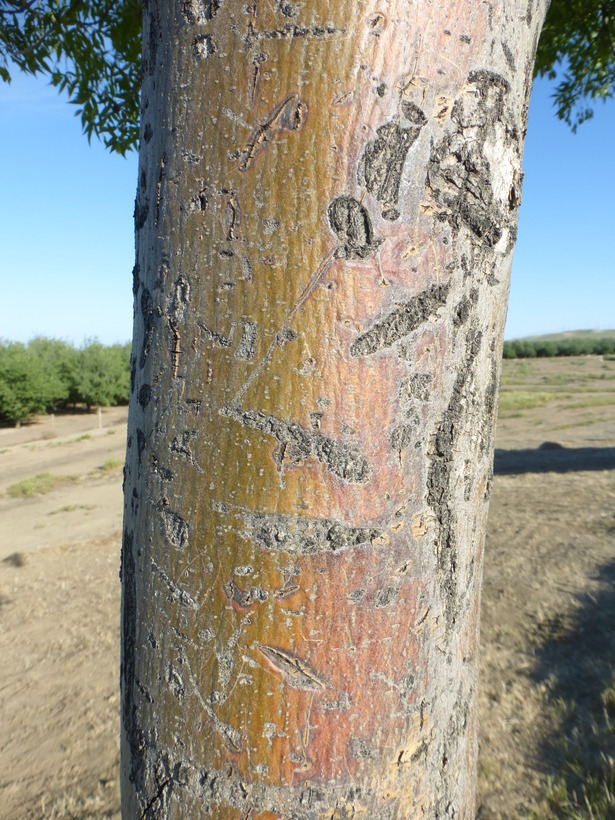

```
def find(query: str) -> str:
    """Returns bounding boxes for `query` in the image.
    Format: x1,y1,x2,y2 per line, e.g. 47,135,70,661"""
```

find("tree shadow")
494,445,615,475
530,557,615,807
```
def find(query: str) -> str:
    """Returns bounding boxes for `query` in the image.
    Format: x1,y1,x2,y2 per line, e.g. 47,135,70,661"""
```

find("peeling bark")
122,1,550,816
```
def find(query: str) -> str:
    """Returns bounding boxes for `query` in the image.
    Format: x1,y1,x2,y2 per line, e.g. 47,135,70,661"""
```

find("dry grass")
478,355,615,818
6,473,78,498
99,458,124,472
498,390,559,412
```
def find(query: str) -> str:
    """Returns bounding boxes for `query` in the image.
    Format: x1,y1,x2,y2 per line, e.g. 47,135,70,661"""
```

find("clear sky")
0,69,613,346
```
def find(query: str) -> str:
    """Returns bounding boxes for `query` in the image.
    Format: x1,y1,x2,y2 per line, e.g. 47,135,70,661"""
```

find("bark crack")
256,643,327,690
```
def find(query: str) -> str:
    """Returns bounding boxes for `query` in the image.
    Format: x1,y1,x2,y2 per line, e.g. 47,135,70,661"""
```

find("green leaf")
535,0,615,129
0,0,142,154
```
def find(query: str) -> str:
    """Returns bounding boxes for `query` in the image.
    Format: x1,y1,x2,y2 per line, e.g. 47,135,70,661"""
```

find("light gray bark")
121,1,549,816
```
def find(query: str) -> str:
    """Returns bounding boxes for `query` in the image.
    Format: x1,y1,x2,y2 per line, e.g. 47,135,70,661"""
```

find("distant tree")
558,337,589,356
70,339,131,409
0,340,61,424
27,336,74,402
511,340,537,358
590,337,615,355
107,342,132,404
535,340,558,357
0,337,132,421
503,335,615,358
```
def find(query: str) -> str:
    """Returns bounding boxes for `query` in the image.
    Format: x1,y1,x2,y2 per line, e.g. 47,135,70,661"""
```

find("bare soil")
0,407,127,819
0,357,613,818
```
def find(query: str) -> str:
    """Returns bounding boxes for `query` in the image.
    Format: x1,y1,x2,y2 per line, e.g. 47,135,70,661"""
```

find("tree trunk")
121,1,548,816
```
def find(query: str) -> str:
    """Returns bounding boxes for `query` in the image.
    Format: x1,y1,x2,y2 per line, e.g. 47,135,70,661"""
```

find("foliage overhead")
0,0,141,154
535,0,615,130
0,1,613,151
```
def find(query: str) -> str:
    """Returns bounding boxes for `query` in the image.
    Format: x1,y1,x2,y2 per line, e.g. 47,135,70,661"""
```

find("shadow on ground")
494,445,615,475
530,557,615,806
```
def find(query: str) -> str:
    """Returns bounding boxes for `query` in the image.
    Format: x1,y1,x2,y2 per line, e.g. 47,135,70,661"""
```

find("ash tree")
2,0,614,815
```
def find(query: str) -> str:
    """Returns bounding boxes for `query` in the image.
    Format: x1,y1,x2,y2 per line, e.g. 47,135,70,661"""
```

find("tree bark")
121,1,548,816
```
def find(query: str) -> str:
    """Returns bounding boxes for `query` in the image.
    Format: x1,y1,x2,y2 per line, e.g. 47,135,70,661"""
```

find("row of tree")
503,336,615,359
0,337,131,425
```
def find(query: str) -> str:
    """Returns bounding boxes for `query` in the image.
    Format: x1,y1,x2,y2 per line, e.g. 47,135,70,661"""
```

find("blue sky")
0,70,613,345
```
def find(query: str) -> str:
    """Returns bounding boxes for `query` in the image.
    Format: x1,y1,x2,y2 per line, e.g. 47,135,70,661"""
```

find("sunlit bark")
121,1,549,815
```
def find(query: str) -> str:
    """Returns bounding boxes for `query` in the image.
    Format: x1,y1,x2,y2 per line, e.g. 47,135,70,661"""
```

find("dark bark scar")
239,93,308,172
288,196,381,317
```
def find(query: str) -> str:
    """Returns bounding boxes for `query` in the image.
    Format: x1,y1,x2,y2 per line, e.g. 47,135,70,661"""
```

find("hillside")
509,329,615,343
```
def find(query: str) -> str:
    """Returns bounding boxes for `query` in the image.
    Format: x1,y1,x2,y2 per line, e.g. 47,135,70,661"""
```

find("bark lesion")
426,329,482,628
181,0,220,25
426,69,518,253
238,93,308,172
221,405,371,483
253,23,345,40
238,507,383,555
287,195,381,319
223,577,268,609
358,117,426,221
349,282,450,357
158,503,190,550
151,561,199,610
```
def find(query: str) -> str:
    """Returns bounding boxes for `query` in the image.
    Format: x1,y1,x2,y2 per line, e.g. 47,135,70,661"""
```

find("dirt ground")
0,357,614,818
0,407,127,819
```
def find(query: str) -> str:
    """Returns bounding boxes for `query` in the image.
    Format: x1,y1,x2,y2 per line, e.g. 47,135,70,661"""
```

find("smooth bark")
121,1,549,815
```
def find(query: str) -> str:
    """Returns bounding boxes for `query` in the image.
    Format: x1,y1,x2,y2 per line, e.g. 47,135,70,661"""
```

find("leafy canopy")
0,0,141,154
1,0,614,152
535,0,615,130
